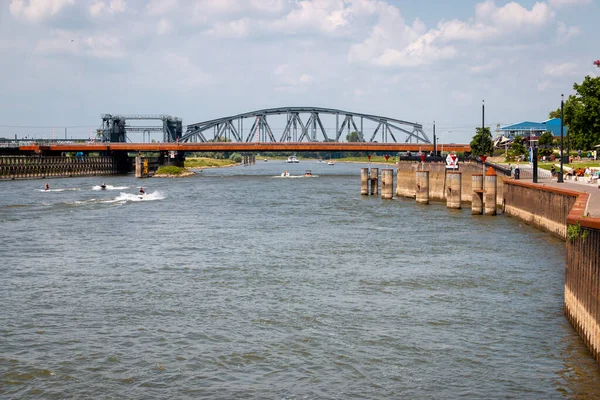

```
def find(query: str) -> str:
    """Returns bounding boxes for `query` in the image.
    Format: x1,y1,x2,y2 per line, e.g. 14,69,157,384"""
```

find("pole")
433,121,436,156
558,94,564,183
482,100,485,176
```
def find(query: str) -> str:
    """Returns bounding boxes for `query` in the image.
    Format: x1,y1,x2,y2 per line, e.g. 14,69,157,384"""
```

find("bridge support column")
381,169,393,199
252,155,256,164
471,174,483,215
370,168,379,196
484,168,497,216
416,171,429,204
361,168,369,195
446,172,462,209
135,156,149,178
160,150,185,167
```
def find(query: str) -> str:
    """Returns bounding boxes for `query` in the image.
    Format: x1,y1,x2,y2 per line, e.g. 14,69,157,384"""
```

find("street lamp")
558,94,564,183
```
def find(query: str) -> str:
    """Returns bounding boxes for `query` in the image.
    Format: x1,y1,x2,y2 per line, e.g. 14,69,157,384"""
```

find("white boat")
286,155,299,163
281,171,290,177
327,161,335,165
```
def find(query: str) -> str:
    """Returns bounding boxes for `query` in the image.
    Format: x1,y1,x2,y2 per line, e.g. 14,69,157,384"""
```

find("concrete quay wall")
503,180,600,366
396,162,505,204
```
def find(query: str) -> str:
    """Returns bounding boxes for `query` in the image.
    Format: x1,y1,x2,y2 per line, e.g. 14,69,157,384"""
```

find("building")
498,118,567,139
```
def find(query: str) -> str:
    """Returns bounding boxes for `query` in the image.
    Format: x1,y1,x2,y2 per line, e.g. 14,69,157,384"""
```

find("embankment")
503,180,600,365
396,162,506,204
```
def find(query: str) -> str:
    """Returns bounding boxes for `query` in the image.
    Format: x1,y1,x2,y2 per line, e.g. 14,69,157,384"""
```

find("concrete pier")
415,171,429,204
381,169,393,199
135,156,149,178
446,172,462,209
484,168,497,216
361,168,369,195
370,168,379,196
471,174,483,215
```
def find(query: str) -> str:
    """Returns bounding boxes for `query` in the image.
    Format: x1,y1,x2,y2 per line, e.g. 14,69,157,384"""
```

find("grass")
185,158,238,168
335,156,397,163
155,166,185,175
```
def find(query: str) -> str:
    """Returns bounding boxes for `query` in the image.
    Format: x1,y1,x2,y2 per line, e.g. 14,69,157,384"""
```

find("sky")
0,0,598,143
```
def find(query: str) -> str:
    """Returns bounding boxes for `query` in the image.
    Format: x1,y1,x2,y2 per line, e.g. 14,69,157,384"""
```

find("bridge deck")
19,142,471,153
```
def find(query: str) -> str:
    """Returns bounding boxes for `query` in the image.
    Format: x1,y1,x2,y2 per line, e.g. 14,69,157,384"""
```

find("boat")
281,170,290,177
264,158,268,162
286,155,299,163
304,170,312,177
327,161,335,165
100,183,106,190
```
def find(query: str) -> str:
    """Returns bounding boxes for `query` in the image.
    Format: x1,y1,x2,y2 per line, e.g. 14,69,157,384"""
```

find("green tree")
346,131,364,142
538,131,554,156
470,127,493,156
511,135,526,158
553,75,600,150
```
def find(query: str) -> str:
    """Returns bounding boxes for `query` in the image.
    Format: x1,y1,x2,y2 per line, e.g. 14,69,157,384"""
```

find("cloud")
549,0,591,8
10,0,75,22
146,0,178,16
349,0,555,68
543,62,579,77
89,0,126,18
35,29,126,59
556,22,581,44
156,18,173,35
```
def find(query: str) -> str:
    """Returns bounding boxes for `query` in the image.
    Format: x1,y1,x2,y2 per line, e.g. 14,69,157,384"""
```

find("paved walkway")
519,177,600,217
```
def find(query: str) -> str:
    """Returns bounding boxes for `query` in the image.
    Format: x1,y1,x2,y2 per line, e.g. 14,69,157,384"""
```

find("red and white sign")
446,153,458,169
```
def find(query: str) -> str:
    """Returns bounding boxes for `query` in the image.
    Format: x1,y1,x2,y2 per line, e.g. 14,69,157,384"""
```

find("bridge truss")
183,107,430,144
98,114,182,143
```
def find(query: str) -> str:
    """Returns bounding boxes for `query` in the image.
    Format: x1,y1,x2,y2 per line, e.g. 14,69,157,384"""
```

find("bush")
229,153,243,163
155,166,184,175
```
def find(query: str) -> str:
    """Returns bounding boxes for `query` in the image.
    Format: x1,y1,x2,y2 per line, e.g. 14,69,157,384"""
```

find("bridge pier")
159,150,185,168
135,156,149,178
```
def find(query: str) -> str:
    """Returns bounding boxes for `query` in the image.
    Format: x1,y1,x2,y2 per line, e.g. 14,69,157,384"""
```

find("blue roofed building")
498,118,567,139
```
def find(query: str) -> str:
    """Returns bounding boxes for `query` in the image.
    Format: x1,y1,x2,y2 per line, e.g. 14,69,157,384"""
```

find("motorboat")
286,155,299,163
304,170,312,177
327,161,335,165
281,171,291,177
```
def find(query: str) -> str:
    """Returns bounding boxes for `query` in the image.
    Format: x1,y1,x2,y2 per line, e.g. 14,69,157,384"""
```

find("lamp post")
558,94,564,183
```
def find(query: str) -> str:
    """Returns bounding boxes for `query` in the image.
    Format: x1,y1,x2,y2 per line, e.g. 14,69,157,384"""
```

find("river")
1,160,599,399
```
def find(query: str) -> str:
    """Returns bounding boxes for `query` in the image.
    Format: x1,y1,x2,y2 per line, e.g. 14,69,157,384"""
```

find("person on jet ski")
139,187,145,195
100,182,106,190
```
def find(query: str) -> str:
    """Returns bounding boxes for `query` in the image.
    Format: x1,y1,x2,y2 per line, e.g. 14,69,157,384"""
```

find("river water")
1,160,600,399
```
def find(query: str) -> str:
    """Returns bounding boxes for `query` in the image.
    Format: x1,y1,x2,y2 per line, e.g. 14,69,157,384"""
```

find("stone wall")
503,180,600,365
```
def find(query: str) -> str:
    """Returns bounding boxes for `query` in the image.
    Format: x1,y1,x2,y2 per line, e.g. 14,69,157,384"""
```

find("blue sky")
0,0,598,143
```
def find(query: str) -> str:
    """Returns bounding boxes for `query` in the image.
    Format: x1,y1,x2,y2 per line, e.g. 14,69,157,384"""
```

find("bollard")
484,167,497,216
471,174,483,215
361,168,369,195
370,168,379,196
446,171,462,209
381,169,393,199
415,170,429,204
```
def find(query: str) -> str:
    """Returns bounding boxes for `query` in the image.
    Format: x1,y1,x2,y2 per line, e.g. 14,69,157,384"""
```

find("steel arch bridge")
182,107,430,144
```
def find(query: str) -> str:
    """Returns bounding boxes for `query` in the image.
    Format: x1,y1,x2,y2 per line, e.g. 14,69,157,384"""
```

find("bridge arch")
183,107,430,144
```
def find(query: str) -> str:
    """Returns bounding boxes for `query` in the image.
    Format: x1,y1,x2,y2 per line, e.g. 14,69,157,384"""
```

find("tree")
470,127,493,157
346,131,364,142
538,131,554,156
550,75,600,150
511,135,526,159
